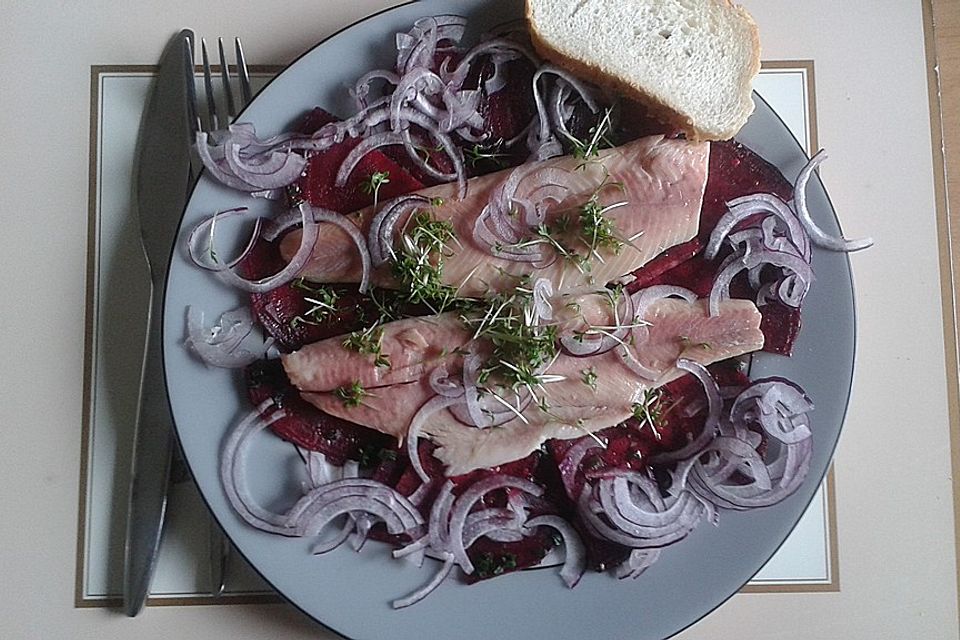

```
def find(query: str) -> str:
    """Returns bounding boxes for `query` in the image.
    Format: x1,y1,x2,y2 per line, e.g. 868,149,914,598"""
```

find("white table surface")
1,1,957,638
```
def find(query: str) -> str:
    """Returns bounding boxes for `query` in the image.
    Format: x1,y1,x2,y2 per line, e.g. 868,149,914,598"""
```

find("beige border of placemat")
925,0,960,627
76,61,841,608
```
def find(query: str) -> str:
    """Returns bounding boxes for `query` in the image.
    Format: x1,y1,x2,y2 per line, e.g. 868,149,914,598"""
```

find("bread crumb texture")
527,0,761,140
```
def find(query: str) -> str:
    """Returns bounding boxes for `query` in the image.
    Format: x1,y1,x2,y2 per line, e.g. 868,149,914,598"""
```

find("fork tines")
184,35,252,138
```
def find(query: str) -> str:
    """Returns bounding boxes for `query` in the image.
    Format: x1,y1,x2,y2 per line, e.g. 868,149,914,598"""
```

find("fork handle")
123,283,176,616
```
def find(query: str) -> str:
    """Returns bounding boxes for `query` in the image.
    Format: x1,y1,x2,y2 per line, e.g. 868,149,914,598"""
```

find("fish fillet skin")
280,135,708,296
295,298,763,475
281,314,469,393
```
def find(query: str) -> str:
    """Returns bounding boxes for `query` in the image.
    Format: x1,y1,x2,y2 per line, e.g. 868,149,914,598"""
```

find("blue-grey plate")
164,1,855,638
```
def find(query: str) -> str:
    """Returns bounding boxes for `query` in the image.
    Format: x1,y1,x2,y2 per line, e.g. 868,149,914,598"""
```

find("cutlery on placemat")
123,28,195,617
186,34,255,598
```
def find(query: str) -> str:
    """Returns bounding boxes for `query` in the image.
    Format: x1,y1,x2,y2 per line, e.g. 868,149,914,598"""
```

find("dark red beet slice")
700,139,794,243
575,520,632,573
245,359,391,465
296,107,340,135
290,107,425,212
475,60,536,161
464,529,556,583
758,301,802,356
298,138,425,213
237,238,381,352
626,239,703,294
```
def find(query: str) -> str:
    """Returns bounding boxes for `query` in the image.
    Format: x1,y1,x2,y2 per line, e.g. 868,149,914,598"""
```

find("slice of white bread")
526,0,761,141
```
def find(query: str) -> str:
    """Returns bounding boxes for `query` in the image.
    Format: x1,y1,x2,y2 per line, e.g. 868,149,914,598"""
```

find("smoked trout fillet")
283,296,763,475
281,135,709,296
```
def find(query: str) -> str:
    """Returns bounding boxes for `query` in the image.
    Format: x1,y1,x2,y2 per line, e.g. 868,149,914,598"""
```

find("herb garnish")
461,280,564,407
580,367,598,391
360,170,391,211
342,324,390,368
474,551,518,578
289,279,340,328
503,169,631,271
392,210,459,313
579,176,629,260
334,380,369,408
357,444,397,468
632,388,666,439
464,139,509,169
562,107,616,165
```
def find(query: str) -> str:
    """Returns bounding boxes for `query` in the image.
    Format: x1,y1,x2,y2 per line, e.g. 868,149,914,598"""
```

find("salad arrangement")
183,14,870,608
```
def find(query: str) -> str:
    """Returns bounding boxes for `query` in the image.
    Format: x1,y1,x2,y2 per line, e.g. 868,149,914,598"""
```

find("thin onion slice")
794,150,874,252
392,554,455,609
220,401,297,535
650,359,721,464
524,515,586,588
447,475,543,574
184,305,271,368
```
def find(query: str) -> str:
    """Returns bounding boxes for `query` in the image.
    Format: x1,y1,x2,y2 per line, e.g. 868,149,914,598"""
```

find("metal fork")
183,35,253,597
186,36,252,139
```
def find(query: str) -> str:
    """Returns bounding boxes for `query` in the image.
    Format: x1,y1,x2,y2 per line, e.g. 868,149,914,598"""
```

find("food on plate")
280,135,709,297
285,295,763,475
184,8,871,609
527,0,761,141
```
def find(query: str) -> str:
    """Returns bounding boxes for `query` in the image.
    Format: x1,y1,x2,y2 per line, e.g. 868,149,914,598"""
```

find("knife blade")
123,28,194,617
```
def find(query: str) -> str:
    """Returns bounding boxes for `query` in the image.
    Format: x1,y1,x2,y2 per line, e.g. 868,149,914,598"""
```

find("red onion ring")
335,131,407,189
220,401,296,535
392,554,455,609
794,150,873,252
615,549,661,580
407,395,464,482
649,359,721,464
368,195,432,266
187,207,261,272
447,475,543,574
558,437,605,499
524,515,586,588
579,481,703,549
707,193,810,262
184,306,271,368
730,379,814,445
560,288,635,357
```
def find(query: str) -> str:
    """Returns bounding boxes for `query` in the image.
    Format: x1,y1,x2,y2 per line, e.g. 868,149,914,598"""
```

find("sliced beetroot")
476,60,536,158
700,140,794,243
574,519,631,572
449,451,541,490
626,239,703,294
298,137,425,212
296,107,340,135
289,107,426,212
245,359,391,465
237,238,379,352
463,529,556,583
758,301,802,356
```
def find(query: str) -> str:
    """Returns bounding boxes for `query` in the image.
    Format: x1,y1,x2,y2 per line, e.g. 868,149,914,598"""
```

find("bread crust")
525,0,761,142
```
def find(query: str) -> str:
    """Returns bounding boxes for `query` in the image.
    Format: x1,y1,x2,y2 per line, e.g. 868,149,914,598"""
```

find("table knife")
123,28,194,617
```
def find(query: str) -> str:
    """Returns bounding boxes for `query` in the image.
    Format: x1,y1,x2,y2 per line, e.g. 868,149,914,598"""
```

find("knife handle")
123,283,176,616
